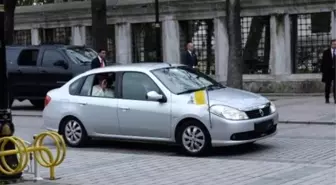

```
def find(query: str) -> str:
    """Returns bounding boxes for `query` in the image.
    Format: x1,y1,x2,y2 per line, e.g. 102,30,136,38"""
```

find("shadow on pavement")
71,139,271,157
209,143,273,157
85,139,178,154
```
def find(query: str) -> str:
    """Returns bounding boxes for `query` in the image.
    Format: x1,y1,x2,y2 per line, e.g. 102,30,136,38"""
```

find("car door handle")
16,69,22,73
40,70,47,73
78,102,87,106
119,107,130,111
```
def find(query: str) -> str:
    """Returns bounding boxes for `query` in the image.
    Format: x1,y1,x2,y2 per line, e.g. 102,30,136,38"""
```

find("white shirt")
332,48,336,56
188,50,192,56
92,85,114,97
98,56,105,67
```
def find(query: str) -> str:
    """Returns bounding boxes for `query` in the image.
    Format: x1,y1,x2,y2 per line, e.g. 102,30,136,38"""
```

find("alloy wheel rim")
64,120,82,145
182,126,205,153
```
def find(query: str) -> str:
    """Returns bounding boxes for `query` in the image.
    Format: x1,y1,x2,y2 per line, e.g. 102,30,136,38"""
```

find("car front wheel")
60,117,88,147
177,121,211,156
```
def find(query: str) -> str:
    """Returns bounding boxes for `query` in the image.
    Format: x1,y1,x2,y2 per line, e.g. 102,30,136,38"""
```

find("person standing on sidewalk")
321,39,336,104
181,42,198,69
91,49,107,69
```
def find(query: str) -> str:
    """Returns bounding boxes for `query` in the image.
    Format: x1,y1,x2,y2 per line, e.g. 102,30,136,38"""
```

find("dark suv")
7,44,97,108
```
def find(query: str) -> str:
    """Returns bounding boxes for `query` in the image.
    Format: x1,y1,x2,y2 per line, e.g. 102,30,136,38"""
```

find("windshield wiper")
177,87,206,95
177,84,225,95
206,84,224,90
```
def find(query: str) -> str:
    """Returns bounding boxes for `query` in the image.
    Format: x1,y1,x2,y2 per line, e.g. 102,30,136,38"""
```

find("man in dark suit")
181,42,198,68
321,39,336,103
91,49,107,69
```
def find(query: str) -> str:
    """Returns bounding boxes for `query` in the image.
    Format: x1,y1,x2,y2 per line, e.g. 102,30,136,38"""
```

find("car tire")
30,100,44,109
60,117,88,147
177,120,211,156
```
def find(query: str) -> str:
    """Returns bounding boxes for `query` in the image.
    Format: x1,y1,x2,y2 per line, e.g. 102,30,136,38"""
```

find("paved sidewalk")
270,96,336,124
11,100,42,117
11,124,336,185
6,116,336,185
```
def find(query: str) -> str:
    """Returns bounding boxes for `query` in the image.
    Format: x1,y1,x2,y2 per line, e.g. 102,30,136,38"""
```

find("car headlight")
210,105,248,120
270,102,276,113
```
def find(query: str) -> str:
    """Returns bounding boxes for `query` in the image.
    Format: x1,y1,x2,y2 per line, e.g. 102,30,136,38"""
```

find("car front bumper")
210,112,278,147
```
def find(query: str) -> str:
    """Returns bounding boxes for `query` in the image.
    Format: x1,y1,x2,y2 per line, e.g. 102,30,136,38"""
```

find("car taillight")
44,95,51,107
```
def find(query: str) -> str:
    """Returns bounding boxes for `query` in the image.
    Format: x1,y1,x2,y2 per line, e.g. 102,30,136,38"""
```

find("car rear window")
69,77,86,95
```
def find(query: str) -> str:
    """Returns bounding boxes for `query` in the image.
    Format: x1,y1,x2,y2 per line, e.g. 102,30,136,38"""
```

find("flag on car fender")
193,90,208,105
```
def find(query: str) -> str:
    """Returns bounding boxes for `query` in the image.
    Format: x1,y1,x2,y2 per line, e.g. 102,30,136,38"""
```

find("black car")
7,44,97,108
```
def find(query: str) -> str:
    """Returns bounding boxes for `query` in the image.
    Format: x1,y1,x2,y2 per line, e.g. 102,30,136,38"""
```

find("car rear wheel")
177,121,211,156
60,117,88,147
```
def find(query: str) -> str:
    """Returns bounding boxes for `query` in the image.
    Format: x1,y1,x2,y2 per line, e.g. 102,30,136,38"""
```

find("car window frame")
120,71,166,102
72,72,119,99
41,49,68,68
68,76,86,95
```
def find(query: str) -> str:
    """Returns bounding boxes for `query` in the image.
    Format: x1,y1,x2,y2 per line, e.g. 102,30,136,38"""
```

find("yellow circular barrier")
0,136,29,175
32,131,66,168
0,131,66,179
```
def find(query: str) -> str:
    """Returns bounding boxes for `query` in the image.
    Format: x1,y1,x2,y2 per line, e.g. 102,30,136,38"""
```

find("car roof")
85,62,184,74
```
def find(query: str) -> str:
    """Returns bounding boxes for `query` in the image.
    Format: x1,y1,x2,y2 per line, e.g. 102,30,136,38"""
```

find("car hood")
207,87,269,111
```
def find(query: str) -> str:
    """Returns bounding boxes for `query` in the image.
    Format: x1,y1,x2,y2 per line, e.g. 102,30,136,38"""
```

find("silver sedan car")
43,63,278,156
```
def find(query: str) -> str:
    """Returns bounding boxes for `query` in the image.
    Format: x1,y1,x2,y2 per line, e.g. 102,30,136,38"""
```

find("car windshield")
151,66,224,94
65,47,97,64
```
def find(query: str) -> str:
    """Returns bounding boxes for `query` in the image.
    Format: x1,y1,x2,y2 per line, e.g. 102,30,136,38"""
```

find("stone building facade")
12,0,336,93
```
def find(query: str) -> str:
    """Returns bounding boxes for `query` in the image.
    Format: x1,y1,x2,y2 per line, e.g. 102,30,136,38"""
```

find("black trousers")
325,72,336,101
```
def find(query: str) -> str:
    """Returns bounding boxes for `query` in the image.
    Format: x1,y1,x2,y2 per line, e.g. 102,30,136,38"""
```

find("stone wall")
12,0,336,93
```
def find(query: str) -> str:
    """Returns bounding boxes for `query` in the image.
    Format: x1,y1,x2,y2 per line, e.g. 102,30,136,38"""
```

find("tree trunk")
91,0,107,51
226,0,243,89
4,0,17,45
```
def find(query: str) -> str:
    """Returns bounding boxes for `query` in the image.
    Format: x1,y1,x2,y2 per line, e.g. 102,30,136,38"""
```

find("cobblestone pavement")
272,96,336,123
4,116,335,185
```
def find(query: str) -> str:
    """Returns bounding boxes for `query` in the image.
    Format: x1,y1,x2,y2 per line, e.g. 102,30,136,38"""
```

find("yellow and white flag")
193,90,208,105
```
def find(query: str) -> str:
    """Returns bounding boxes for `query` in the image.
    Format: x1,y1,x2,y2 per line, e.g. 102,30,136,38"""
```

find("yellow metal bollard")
0,131,66,180
32,131,66,180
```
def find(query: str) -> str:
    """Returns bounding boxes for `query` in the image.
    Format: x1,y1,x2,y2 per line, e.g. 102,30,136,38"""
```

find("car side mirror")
54,60,68,69
146,91,166,102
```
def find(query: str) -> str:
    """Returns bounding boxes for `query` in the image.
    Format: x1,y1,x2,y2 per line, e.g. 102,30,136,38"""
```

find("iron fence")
290,13,331,73
106,25,116,63
241,16,270,74
40,27,71,44
85,26,93,48
13,30,31,45
179,20,215,75
131,23,162,63
85,25,116,63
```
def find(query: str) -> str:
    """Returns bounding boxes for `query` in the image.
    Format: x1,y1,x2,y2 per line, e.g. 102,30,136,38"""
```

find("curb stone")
12,113,42,117
279,121,336,125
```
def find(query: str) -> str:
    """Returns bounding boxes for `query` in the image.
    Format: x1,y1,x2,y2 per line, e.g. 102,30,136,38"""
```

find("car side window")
90,72,116,98
121,72,160,101
69,77,85,95
79,75,95,96
17,49,39,66
42,50,67,67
